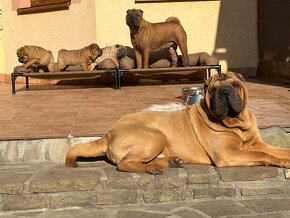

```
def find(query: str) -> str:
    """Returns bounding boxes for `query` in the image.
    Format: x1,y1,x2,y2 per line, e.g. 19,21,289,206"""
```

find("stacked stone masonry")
1,162,290,212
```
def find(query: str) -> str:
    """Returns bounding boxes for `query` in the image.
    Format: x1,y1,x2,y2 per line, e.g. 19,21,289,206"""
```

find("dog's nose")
219,87,232,98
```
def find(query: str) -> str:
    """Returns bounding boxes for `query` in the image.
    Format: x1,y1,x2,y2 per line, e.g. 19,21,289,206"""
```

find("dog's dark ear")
126,9,130,13
203,78,209,91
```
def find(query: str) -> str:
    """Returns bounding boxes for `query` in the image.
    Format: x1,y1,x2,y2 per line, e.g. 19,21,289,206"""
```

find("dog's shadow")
75,156,113,165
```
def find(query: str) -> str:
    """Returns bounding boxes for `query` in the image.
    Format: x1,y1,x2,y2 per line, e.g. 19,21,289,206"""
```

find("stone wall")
0,162,290,211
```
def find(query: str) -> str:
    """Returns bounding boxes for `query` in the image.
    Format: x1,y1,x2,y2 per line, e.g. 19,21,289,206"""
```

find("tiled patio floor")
0,77,289,140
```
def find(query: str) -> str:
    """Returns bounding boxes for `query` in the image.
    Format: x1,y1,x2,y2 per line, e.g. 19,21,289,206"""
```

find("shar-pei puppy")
126,9,189,69
16,45,55,72
57,43,102,71
65,71,290,174
91,44,127,70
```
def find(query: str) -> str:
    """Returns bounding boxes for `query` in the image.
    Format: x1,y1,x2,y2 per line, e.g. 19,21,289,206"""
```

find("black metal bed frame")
11,65,221,94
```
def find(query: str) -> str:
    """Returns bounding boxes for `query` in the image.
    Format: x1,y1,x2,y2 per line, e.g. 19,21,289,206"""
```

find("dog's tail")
165,17,181,24
65,135,109,168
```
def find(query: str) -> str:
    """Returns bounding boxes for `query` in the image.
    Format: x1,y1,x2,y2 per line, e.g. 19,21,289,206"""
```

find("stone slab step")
1,161,290,212
2,198,290,218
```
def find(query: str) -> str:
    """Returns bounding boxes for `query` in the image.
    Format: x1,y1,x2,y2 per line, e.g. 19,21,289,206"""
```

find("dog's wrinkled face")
17,47,29,63
87,43,102,61
126,9,143,29
203,72,247,120
115,44,127,59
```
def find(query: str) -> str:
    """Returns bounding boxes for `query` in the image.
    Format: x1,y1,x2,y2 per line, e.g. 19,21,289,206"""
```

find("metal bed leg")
117,69,125,89
207,68,211,79
25,76,29,89
114,69,118,89
209,65,222,77
11,72,26,94
218,65,221,75
11,73,16,95
109,69,118,89
116,68,121,89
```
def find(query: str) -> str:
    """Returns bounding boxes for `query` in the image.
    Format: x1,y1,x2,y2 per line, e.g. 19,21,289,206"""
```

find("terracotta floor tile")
0,78,289,140
0,120,9,128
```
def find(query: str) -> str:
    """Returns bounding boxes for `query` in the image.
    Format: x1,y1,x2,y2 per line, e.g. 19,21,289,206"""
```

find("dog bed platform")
11,69,118,94
11,65,221,94
117,65,221,89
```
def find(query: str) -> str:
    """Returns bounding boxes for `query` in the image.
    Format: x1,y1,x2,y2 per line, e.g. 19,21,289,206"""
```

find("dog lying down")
66,71,290,174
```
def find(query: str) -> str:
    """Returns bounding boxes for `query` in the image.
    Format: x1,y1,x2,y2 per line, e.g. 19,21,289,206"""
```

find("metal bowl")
186,94,204,105
181,86,204,100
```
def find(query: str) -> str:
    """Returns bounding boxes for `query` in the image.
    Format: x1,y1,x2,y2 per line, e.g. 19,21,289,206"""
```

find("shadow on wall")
261,0,290,62
212,0,259,75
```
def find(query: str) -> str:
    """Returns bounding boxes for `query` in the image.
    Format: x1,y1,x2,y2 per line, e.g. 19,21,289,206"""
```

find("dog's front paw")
169,157,186,168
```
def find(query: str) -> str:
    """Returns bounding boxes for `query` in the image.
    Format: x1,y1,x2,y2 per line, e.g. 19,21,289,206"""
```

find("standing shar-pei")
126,8,189,69
65,71,290,174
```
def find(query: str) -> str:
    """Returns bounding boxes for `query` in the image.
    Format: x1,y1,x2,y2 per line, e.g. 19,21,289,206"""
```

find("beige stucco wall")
1,0,97,74
0,3,4,75
1,0,258,76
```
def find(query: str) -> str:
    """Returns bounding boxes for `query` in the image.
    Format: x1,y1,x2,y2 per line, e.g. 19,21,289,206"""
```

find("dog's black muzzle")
211,85,244,119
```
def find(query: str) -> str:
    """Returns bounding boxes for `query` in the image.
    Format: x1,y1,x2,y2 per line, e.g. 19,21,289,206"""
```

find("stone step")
2,198,290,217
1,161,290,213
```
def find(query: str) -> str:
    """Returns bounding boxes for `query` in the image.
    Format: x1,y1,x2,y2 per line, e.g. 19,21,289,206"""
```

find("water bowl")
181,86,204,105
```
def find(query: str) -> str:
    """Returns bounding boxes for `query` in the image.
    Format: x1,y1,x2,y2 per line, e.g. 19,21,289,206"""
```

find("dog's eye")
233,82,239,88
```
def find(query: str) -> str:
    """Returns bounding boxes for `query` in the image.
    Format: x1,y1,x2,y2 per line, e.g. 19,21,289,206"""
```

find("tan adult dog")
91,44,127,70
57,43,102,71
17,45,55,72
65,71,290,174
126,9,189,69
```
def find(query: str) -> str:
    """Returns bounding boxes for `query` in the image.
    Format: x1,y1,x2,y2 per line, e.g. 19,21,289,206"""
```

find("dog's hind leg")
65,136,108,168
117,158,167,175
176,32,189,66
116,128,170,174
117,156,185,175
